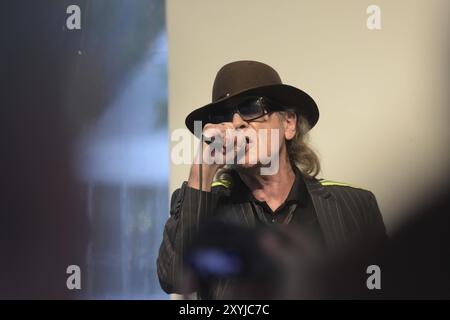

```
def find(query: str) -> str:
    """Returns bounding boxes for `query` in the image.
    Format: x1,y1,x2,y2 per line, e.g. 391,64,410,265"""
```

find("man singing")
157,60,386,299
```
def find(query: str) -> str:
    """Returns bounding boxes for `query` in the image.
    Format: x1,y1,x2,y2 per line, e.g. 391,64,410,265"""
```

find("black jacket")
157,173,386,298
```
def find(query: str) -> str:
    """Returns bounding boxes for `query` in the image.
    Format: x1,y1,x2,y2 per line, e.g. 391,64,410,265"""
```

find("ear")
283,112,297,141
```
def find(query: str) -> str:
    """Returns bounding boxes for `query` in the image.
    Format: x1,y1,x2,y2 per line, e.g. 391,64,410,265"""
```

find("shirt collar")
231,166,308,206
285,166,308,204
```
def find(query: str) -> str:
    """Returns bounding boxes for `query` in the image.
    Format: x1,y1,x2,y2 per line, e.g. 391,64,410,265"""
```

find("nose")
231,113,248,130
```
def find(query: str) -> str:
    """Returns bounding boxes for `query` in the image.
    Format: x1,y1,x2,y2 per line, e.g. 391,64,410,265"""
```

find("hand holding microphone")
189,123,249,191
188,124,229,191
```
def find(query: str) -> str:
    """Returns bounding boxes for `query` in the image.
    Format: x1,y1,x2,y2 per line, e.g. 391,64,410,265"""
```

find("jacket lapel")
304,177,348,250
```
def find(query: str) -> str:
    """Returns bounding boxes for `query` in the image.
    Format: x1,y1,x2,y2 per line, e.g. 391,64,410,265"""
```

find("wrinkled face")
214,110,297,171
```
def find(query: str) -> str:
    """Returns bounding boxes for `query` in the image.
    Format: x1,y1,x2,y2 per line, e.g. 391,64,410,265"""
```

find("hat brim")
185,84,319,136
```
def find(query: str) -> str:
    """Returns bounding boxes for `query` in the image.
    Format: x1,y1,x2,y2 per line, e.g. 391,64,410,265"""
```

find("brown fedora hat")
185,60,319,135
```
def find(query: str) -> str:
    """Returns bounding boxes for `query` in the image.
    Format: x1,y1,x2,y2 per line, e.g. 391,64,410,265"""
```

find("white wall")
167,0,450,233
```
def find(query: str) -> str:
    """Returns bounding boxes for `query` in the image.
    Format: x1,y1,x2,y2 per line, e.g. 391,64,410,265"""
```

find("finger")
203,127,223,144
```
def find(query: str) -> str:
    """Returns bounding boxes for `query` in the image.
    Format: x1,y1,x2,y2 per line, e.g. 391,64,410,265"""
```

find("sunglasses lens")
207,96,279,124
237,97,265,120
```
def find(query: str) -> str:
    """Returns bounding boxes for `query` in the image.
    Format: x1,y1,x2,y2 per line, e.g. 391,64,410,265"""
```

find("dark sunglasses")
208,96,285,124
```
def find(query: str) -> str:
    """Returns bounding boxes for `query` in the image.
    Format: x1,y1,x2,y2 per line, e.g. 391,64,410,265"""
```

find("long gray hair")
280,111,321,178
